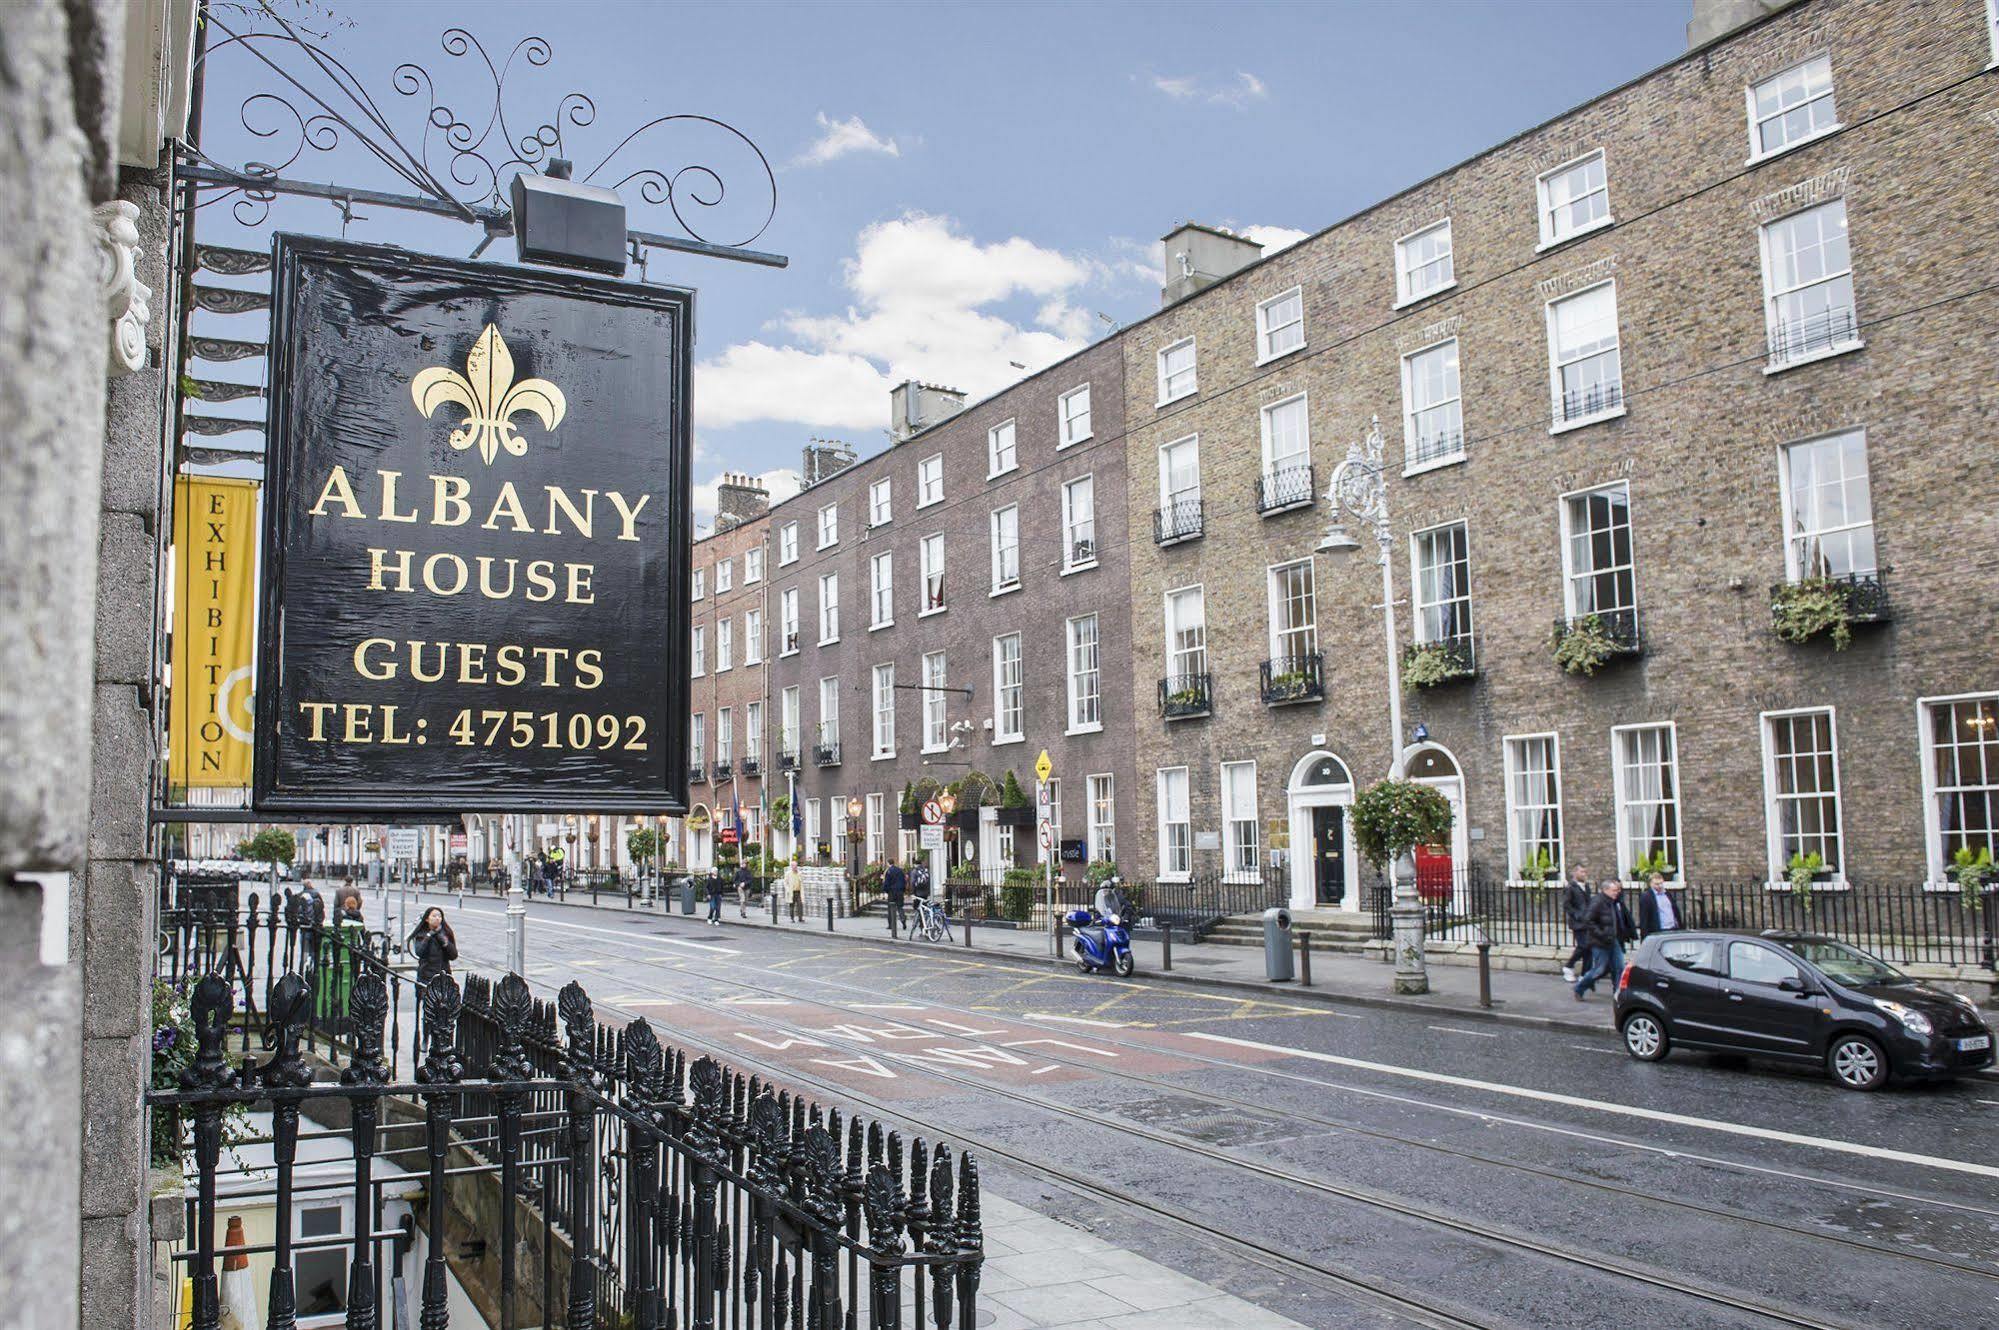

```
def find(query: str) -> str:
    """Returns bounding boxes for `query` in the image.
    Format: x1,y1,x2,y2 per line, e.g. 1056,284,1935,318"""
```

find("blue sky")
195,0,1689,528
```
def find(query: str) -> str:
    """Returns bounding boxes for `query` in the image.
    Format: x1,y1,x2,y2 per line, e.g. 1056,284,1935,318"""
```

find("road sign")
920,825,945,856
1034,749,1052,783
921,799,944,826
1038,819,1053,850
386,827,421,860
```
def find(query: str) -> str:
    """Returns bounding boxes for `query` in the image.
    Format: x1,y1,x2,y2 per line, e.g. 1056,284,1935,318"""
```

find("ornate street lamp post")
846,796,866,911
1319,416,1427,995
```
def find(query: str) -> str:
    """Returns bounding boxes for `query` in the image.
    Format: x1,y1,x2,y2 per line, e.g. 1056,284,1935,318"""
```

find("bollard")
1161,926,1172,972
769,893,779,925
506,884,527,974
963,915,972,948
826,899,835,932
1054,918,1065,961
1298,931,1313,988
888,904,898,939
1478,942,1493,1009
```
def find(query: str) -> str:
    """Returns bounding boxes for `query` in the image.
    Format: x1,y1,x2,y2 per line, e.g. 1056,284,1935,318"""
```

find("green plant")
1000,868,1037,922
1400,642,1468,691
1000,770,1029,809
236,828,296,871
1628,848,1675,881
953,770,998,809
1084,858,1119,887
1165,685,1207,710
900,782,918,816
626,826,658,867
1515,848,1557,887
1552,615,1617,676
1952,846,1995,911
768,794,790,821
149,980,249,1171
1351,781,1453,867
1786,851,1825,910
1771,576,1855,650
1267,669,1312,695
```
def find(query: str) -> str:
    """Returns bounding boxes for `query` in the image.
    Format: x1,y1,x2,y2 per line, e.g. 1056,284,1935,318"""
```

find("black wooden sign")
254,236,691,814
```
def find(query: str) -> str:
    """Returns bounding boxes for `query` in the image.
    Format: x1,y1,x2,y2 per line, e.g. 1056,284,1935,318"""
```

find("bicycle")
909,896,951,943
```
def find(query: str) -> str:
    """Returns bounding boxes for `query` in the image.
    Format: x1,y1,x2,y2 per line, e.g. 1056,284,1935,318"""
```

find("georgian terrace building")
685,475,777,868
1119,0,1999,912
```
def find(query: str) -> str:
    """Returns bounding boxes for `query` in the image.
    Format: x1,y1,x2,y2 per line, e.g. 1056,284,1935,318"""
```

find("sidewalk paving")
466,886,1623,1036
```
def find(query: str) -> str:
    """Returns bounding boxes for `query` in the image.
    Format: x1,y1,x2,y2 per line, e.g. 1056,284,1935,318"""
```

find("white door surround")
1285,750,1359,913
1406,742,1469,873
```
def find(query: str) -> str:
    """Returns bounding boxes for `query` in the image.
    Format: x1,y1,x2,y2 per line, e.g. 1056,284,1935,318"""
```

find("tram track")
446,905,1932,1329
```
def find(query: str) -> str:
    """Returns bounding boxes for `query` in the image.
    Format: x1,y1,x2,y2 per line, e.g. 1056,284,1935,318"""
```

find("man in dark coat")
1573,880,1638,1001
1560,864,1593,984
1636,872,1682,938
882,858,907,934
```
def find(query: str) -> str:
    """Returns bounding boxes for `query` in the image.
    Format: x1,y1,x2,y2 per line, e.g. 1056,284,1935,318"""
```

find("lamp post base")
1389,860,1428,995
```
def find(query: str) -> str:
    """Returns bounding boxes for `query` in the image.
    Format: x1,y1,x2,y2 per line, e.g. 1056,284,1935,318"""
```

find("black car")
1613,930,1993,1090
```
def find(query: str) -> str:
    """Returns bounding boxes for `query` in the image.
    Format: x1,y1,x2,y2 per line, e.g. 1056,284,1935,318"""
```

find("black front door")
1312,806,1346,905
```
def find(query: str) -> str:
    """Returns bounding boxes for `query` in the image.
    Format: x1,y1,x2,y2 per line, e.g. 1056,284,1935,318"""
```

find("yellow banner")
170,476,258,787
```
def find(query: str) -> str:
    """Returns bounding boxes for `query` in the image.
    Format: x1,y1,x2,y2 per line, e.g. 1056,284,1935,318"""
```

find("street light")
1320,415,1427,995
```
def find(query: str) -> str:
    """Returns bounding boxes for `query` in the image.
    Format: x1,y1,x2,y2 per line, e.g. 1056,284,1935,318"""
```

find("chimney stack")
713,471,770,532
801,439,858,487
1160,222,1265,308
888,381,967,443
1687,0,1801,47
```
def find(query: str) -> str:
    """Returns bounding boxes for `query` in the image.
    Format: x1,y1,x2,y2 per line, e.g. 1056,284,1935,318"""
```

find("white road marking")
1427,1025,1497,1038
477,909,740,955
1567,1044,1626,1056
849,1002,929,1011
716,995,793,1006
1977,1099,1999,1107
1029,1014,1125,1028
1187,1031,1999,1182
1031,1065,1061,1075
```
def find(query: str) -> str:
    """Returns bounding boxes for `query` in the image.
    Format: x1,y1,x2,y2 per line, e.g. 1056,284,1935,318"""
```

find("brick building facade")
685,476,775,867
1116,0,1999,910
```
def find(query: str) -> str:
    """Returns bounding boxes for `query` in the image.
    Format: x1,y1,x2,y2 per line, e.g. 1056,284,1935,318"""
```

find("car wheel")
1113,951,1135,978
1827,1033,1888,1091
1621,1012,1668,1062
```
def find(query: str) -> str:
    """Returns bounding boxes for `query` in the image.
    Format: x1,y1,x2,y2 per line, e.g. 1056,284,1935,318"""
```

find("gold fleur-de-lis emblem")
410,324,567,464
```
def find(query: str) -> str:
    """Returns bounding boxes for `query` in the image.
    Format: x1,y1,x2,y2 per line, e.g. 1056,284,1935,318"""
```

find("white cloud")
1241,224,1309,254
692,467,804,532
694,213,1098,435
794,112,901,167
1151,70,1269,109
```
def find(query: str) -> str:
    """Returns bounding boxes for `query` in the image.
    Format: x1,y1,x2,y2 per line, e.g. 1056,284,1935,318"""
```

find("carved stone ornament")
92,200,151,375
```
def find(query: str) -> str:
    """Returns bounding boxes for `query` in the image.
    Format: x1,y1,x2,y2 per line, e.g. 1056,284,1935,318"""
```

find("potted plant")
898,782,921,830
1951,846,1996,912
1785,851,1827,912
1627,848,1675,885
1351,780,1454,880
997,770,1034,827
1771,576,1856,650
1164,683,1208,712
1512,848,1557,890
768,794,790,823
1400,641,1472,691
1551,615,1618,676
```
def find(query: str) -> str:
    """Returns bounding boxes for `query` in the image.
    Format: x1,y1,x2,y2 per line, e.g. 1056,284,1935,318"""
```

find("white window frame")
1266,558,1317,665
691,567,706,600
868,477,893,528
1164,583,1207,680
866,792,885,864
779,521,799,565
745,546,765,584
917,453,944,507
1612,722,1683,883
1758,198,1861,372
871,663,896,759
1759,707,1845,885
816,502,839,550
690,712,704,766
1778,428,1877,582
1744,54,1841,164
716,707,733,763
991,632,1024,744
1259,392,1312,507
691,624,705,677
779,587,800,655
292,1197,352,1325
1061,474,1097,572
745,700,763,764
743,607,764,666
1393,218,1456,308
919,532,946,616
1157,433,1201,542
1255,286,1305,364
1087,774,1116,866
1220,760,1260,882
1058,384,1093,447
1502,733,1565,883
1544,279,1625,432
1535,148,1613,250
780,686,801,758
1399,337,1465,474
818,676,840,750
1408,520,1474,650
817,573,840,645
987,418,1018,479
715,617,733,672
714,558,733,594
1558,481,1637,621
1157,767,1192,880
921,651,948,753
1917,691,1999,886
989,504,1020,594
1066,612,1101,735
869,551,894,630
1157,336,1197,406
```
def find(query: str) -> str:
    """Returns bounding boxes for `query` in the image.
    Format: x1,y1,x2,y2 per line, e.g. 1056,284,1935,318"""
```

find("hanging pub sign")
253,235,691,815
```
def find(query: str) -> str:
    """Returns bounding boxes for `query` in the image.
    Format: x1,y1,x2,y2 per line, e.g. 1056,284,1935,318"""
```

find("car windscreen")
1783,939,1904,985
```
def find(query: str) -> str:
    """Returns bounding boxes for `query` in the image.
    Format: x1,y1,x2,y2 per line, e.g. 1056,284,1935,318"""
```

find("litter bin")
678,877,698,915
1263,906,1294,982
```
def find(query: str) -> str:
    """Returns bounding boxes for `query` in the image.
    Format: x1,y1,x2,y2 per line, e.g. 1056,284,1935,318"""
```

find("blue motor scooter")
1065,885,1135,977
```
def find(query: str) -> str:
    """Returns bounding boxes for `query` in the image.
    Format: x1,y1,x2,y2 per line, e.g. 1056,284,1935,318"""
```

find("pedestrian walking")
1560,863,1593,983
883,857,907,934
734,857,753,918
1636,871,1681,938
706,864,726,925
784,856,804,923
1572,880,1637,1001
409,906,457,985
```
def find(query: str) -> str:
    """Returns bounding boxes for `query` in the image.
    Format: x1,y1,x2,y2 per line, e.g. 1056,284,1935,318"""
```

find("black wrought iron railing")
1153,498,1204,545
1407,425,1464,468
1259,653,1325,704
742,754,762,777
1257,464,1314,514
1771,570,1891,625
712,759,733,781
814,741,842,767
1768,305,1858,365
933,871,1284,937
689,762,706,784
148,958,987,1330
1553,607,1642,656
1556,379,1623,424
777,747,800,771
782,630,800,654
1158,671,1212,719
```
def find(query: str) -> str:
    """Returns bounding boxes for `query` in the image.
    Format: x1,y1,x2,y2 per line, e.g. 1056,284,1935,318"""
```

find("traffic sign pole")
1035,750,1055,957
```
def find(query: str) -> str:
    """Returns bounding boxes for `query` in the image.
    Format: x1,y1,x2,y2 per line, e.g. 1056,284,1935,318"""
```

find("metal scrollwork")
342,973,390,1085
257,973,313,1088
416,974,464,1085
182,973,237,1090
487,971,535,1082
556,979,595,1080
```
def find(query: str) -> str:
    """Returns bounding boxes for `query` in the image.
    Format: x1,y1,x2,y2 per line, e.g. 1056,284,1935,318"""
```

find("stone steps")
1202,913,1378,949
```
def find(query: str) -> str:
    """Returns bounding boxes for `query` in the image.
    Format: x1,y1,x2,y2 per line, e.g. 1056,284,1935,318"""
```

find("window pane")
1412,523,1473,644
1404,341,1462,465
1263,396,1310,472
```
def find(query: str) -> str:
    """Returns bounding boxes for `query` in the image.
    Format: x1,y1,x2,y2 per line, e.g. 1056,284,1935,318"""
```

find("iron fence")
1368,868,1999,970
1157,671,1212,719
1152,498,1204,545
1256,464,1314,514
1767,304,1858,365
150,952,985,1330
1553,607,1642,657
1260,653,1325,705
1556,379,1623,424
